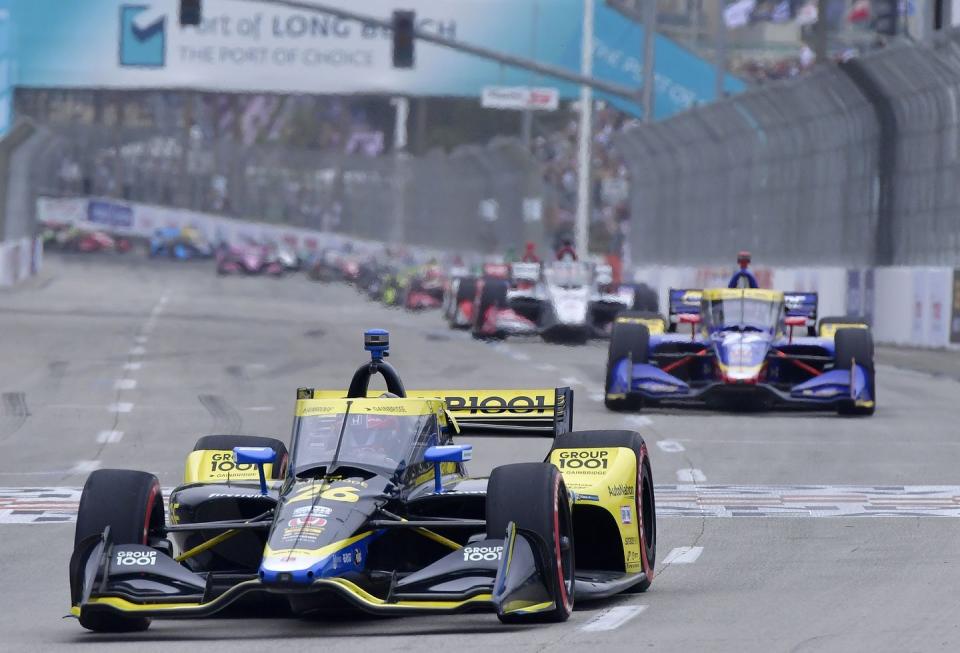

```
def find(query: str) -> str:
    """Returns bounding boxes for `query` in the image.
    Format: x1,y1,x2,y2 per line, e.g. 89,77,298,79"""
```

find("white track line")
536,363,558,372
625,415,652,428
96,430,124,444
676,468,706,483
114,379,137,390
662,546,703,565
656,440,685,453
588,392,604,402
123,362,142,371
134,335,149,344
71,461,101,474
580,605,647,632
560,376,581,386
247,406,275,412
107,402,134,413
129,346,146,356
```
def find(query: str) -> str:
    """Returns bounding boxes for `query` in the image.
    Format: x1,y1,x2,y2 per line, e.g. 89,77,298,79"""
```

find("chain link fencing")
22,122,545,254
616,26,960,268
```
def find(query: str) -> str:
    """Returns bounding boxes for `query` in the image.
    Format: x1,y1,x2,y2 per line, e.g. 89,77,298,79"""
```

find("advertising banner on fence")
8,0,744,119
952,269,960,345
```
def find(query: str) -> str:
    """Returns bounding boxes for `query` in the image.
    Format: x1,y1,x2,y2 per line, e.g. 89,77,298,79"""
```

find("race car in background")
605,287,875,415
473,260,638,343
69,330,657,631
41,222,132,254
149,227,213,260
216,241,285,276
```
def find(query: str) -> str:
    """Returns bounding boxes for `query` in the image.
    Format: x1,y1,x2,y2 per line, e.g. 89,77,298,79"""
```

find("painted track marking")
107,402,133,413
129,346,146,356
114,379,137,390
11,486,960,524
71,461,101,474
96,430,123,444
625,415,652,428
677,468,707,483
580,605,647,632
123,362,142,371
661,546,703,565
656,440,685,453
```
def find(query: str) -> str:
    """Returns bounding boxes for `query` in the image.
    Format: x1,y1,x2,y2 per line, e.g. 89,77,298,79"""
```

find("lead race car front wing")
69,519,567,621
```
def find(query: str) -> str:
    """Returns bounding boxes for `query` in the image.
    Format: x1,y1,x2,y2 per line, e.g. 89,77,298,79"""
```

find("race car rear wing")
300,387,573,438
783,292,818,327
667,288,703,325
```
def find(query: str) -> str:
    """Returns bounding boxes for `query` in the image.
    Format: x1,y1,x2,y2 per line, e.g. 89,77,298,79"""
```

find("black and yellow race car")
69,330,656,631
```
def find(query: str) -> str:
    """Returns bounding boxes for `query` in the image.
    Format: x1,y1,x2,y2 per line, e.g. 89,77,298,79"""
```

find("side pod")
492,522,555,618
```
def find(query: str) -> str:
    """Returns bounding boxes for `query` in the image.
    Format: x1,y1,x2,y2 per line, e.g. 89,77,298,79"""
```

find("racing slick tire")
486,463,574,623
551,430,656,593
833,328,876,416
472,279,509,340
631,283,659,312
450,277,477,328
605,320,650,411
72,469,165,632
818,315,868,338
192,434,289,479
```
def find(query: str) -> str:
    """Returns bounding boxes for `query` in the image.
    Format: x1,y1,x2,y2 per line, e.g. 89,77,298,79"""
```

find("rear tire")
818,315,869,338
73,469,164,632
631,283,659,312
486,463,574,623
605,321,649,411
551,430,656,593
833,328,876,416
472,279,508,340
193,434,289,479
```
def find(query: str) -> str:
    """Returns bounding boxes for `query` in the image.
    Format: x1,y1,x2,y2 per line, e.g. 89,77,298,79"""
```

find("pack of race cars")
65,251,877,634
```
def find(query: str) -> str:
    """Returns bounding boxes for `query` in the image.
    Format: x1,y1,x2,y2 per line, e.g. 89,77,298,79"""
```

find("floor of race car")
2,255,959,652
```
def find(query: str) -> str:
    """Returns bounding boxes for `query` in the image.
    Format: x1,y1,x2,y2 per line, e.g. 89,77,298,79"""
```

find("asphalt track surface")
2,255,960,652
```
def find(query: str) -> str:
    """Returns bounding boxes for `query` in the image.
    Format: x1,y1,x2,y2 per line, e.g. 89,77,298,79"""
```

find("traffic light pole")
229,0,640,103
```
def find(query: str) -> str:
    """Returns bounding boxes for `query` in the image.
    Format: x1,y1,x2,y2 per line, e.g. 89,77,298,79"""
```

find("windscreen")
545,262,588,288
293,410,439,476
705,298,781,333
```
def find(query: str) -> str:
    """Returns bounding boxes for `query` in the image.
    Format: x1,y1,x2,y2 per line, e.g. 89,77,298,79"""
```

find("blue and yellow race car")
70,330,657,631
605,287,875,415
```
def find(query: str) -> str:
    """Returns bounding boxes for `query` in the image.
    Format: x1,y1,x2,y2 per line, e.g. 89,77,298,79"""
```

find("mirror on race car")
425,445,473,493
424,444,473,463
233,447,276,495
233,447,276,465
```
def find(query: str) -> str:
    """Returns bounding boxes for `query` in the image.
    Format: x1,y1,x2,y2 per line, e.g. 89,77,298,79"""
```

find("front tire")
552,430,656,593
193,434,289,479
833,328,876,416
486,462,574,623
472,279,508,340
73,469,164,632
605,320,649,411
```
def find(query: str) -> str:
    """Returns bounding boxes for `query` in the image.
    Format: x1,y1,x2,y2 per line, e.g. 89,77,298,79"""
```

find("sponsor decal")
556,450,609,470
115,550,157,566
208,451,255,475
354,547,363,565
119,5,166,68
624,536,638,546
577,493,600,502
462,545,504,562
607,483,634,497
208,492,271,499
952,269,960,345
442,393,548,415
281,525,325,542
87,199,134,228
293,505,333,518
288,516,327,528
620,505,632,524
